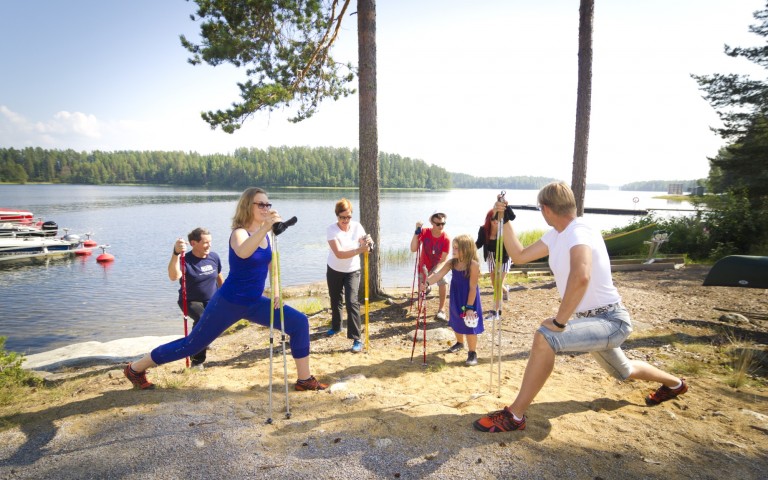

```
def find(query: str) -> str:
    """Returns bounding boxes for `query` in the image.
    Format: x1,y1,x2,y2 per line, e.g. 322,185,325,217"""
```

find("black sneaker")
466,351,478,366
447,342,464,353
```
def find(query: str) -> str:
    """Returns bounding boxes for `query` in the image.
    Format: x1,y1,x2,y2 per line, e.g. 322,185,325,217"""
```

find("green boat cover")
702,255,768,289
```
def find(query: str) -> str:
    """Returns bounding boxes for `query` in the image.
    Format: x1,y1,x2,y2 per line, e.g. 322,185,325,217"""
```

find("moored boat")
0,208,35,224
0,236,81,263
0,221,59,238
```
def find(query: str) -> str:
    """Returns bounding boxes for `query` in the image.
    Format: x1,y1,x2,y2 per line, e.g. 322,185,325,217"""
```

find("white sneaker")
484,310,498,321
435,311,447,321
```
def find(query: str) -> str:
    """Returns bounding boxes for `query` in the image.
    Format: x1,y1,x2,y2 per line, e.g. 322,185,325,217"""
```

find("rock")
23,336,183,371
741,409,768,422
375,438,393,448
719,313,750,325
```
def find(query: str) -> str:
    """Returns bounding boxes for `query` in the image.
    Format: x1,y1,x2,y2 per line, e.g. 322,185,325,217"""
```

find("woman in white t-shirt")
326,198,372,353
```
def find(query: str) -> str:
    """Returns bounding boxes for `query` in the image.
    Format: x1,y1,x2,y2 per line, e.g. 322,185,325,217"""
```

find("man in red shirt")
410,211,450,320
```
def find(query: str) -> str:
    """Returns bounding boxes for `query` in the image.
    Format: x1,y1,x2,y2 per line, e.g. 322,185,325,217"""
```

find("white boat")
0,221,59,238
0,236,81,263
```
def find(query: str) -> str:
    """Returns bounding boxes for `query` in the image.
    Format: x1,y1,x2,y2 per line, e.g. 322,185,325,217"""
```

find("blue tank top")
219,232,271,304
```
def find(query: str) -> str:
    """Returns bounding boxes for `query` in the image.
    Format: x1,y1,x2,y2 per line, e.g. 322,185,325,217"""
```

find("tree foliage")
0,146,452,189
693,2,768,206
181,0,355,131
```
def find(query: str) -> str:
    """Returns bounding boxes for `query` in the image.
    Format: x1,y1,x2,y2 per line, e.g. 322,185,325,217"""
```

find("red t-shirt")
418,229,450,271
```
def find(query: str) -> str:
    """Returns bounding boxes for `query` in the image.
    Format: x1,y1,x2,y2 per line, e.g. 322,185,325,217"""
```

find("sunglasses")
337,215,352,220
433,222,446,227
252,202,273,210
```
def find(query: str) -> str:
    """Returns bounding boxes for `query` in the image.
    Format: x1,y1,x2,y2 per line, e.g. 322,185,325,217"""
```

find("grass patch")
670,358,703,376
224,319,250,335
518,229,546,247
380,247,413,268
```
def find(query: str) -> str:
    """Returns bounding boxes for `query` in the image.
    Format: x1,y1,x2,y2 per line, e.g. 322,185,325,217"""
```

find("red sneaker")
294,375,328,391
645,379,687,406
123,363,155,390
473,407,526,432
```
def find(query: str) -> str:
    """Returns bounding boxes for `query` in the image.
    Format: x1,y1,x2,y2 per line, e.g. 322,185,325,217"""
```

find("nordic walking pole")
267,237,276,424
273,232,291,419
493,190,506,397
179,246,190,368
264,215,297,424
410,242,421,314
364,248,370,352
420,265,429,366
410,267,427,363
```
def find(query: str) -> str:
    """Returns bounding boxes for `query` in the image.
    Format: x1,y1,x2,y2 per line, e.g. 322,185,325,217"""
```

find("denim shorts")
537,307,634,380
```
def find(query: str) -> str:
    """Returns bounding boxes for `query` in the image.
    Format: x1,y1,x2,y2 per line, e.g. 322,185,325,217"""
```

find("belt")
574,302,623,319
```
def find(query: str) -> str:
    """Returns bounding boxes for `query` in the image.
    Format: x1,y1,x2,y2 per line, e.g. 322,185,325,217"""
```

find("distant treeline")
450,173,559,190
0,146,452,189
621,180,706,192
0,146,702,191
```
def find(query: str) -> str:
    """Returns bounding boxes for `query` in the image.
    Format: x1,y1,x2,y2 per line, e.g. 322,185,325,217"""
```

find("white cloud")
0,106,105,148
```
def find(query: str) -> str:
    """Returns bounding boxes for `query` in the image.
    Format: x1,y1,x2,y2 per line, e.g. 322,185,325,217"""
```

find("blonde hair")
451,234,479,277
231,187,267,230
537,181,576,216
335,198,353,216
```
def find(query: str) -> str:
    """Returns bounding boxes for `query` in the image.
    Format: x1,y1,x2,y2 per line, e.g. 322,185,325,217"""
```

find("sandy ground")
1,265,767,479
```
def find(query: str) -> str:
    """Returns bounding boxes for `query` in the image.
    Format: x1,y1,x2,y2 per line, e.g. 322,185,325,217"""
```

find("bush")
0,337,40,389
658,190,767,260
599,190,767,261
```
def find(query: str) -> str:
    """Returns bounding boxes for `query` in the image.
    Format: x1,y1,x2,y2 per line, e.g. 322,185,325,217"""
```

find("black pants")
326,266,362,340
178,299,209,365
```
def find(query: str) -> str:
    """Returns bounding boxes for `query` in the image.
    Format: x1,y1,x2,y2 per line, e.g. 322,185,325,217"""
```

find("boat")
0,221,59,238
703,255,768,289
603,223,659,257
0,236,81,263
0,208,36,224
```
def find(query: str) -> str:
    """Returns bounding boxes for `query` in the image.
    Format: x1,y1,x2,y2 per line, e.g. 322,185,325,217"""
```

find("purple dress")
448,268,484,335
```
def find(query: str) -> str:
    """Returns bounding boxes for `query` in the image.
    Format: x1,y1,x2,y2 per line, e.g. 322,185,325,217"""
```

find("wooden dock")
509,205,649,216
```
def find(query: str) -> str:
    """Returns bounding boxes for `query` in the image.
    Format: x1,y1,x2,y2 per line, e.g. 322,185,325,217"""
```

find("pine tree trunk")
357,0,385,298
571,0,593,217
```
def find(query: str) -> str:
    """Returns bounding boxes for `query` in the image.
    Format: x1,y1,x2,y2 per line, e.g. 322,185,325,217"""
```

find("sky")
1,0,765,186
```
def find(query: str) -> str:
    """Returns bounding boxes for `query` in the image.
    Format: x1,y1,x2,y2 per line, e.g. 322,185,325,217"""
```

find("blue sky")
1,0,764,185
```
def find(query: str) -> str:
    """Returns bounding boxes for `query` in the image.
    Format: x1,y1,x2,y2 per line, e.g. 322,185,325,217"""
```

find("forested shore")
0,146,698,191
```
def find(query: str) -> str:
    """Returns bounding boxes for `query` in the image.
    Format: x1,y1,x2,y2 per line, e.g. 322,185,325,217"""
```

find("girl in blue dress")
422,234,484,365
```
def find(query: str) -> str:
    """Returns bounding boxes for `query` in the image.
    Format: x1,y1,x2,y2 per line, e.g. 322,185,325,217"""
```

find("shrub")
0,337,41,390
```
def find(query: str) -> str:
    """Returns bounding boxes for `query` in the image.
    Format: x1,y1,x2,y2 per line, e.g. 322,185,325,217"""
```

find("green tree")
692,2,768,205
181,0,388,296
181,0,355,131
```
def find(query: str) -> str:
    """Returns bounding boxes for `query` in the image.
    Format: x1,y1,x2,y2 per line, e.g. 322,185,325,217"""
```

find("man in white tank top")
474,182,688,433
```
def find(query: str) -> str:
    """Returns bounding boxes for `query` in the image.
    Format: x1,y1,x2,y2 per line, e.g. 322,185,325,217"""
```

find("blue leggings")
151,290,311,365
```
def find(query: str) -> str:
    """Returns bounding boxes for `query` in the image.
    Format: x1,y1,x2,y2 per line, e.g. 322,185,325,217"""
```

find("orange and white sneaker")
123,363,155,390
294,375,328,391
473,407,526,432
645,379,688,406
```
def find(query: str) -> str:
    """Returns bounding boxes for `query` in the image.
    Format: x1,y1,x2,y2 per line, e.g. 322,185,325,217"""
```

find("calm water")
0,184,692,354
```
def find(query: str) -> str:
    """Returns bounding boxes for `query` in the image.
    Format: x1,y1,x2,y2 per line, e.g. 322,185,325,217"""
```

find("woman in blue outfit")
422,234,484,366
124,187,327,392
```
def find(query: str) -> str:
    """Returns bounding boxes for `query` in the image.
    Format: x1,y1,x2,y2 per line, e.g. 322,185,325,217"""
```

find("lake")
0,184,694,354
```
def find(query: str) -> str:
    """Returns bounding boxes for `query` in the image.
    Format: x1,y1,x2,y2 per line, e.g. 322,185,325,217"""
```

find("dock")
509,205,649,216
